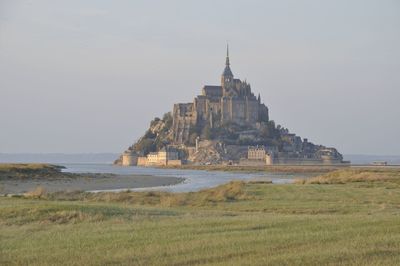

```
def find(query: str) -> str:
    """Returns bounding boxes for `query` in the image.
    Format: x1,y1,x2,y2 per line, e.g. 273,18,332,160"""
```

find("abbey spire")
221,44,233,87
225,43,230,66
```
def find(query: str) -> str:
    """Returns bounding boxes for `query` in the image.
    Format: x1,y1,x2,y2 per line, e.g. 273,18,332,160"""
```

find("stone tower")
221,44,234,90
172,46,269,143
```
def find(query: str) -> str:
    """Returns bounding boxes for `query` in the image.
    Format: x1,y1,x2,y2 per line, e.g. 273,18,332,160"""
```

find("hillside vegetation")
1,168,400,265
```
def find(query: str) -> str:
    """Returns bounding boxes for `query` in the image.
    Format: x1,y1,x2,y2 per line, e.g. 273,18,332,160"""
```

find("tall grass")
45,181,249,207
295,168,400,184
24,186,47,198
1,169,400,265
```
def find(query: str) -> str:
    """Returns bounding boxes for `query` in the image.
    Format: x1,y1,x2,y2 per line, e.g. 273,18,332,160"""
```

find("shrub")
24,186,47,198
296,169,399,185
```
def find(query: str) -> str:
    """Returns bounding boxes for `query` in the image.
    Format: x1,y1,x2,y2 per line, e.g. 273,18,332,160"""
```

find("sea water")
61,163,304,192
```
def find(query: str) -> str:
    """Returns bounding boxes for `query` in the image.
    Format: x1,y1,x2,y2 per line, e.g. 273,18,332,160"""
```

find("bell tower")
221,44,234,89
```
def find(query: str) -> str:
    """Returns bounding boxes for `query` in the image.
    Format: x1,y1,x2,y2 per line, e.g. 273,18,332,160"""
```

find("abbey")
172,46,269,144
115,46,347,166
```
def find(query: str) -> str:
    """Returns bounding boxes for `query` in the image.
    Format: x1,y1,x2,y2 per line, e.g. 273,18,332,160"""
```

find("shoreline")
156,164,350,173
0,173,185,195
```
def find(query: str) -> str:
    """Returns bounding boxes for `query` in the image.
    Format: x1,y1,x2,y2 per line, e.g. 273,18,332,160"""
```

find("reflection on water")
61,163,309,193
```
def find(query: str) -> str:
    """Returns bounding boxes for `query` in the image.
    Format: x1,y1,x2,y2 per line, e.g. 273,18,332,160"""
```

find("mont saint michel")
116,47,346,167
3,2,400,265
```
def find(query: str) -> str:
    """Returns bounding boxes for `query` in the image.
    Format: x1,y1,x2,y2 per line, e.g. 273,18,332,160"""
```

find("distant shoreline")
0,164,184,194
158,164,400,173
1,173,185,195
157,164,349,173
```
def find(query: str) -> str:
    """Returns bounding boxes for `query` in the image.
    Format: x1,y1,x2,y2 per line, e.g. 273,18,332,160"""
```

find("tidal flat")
0,164,183,194
1,167,400,265
160,163,350,173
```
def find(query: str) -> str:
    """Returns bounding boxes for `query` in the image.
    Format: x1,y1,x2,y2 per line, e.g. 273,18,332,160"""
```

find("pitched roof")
202,85,223,97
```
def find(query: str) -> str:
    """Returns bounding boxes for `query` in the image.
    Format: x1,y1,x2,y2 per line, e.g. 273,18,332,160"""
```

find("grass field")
1,168,400,265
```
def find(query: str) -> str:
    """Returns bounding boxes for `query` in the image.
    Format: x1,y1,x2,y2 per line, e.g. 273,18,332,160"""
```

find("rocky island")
115,47,347,166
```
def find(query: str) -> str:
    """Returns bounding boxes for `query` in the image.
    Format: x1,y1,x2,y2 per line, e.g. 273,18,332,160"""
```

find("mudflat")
0,174,184,194
0,164,184,194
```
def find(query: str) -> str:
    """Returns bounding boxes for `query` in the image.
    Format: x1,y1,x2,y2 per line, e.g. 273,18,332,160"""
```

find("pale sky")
0,0,399,155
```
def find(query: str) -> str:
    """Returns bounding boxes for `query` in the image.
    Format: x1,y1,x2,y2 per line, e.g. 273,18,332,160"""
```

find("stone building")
121,150,138,166
120,148,181,166
246,145,274,165
137,148,181,166
248,145,267,160
172,46,269,144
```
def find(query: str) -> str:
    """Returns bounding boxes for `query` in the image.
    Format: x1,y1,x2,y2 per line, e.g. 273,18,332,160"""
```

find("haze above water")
0,0,399,155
